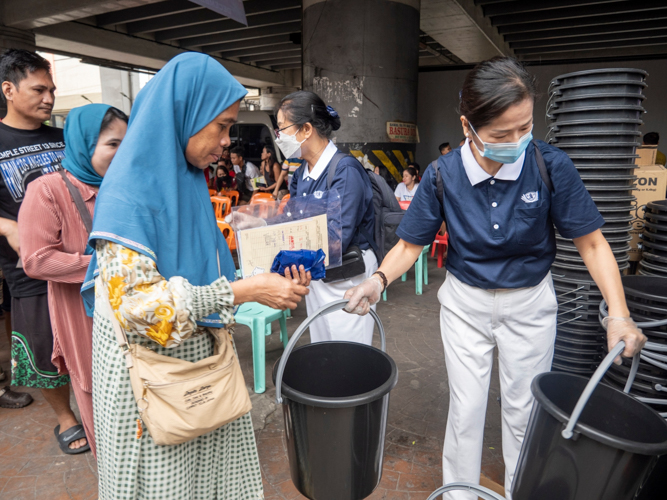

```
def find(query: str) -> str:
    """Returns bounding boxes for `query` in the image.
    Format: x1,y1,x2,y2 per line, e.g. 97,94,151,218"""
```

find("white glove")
602,316,647,365
343,276,383,315
226,211,268,231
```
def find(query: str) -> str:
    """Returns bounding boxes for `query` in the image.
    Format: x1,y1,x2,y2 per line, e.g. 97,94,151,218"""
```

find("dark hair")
99,107,128,134
277,90,341,139
644,132,660,146
0,49,52,103
408,161,421,174
230,146,244,158
439,142,450,151
459,56,537,130
404,167,418,179
262,145,278,167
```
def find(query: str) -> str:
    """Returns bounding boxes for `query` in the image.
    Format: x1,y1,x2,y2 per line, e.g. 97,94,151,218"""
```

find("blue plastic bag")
271,249,327,280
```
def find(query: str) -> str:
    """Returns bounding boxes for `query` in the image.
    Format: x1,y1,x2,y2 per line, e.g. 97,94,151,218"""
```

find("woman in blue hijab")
19,103,128,457
85,53,310,499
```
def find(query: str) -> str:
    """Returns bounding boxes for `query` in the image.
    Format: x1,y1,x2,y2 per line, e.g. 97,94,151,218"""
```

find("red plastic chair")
278,193,291,214
211,195,232,218
431,231,449,268
219,189,239,206
208,189,216,196
217,220,237,251
250,192,274,204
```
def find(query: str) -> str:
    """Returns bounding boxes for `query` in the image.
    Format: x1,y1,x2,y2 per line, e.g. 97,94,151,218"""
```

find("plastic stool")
387,245,429,297
431,232,449,268
234,302,288,393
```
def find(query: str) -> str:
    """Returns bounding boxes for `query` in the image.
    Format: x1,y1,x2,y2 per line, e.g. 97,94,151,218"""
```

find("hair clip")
326,105,339,118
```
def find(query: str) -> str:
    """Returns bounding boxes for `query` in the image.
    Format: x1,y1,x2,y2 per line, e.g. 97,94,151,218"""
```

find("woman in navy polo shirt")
344,57,646,498
275,91,377,344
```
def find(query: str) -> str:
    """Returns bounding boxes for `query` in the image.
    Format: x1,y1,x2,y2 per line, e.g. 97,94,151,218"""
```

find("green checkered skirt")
92,305,264,500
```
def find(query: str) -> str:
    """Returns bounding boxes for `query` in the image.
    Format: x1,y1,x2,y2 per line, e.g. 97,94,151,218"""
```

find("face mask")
275,128,306,160
469,124,533,164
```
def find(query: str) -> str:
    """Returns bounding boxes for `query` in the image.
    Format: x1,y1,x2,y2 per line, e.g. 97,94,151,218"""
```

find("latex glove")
343,275,383,315
602,316,647,365
226,211,267,231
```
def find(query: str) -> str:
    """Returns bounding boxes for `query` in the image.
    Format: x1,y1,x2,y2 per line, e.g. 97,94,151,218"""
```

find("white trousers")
439,272,557,500
306,249,378,345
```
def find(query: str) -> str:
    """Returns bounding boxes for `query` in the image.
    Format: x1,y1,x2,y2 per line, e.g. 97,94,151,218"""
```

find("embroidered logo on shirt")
521,191,539,203
314,190,323,199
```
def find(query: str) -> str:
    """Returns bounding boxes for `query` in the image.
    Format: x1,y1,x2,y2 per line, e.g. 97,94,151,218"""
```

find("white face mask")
275,127,306,160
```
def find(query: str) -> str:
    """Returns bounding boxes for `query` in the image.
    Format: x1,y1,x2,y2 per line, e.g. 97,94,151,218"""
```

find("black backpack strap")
326,151,349,189
432,160,446,223
327,152,381,258
58,169,93,234
532,139,554,193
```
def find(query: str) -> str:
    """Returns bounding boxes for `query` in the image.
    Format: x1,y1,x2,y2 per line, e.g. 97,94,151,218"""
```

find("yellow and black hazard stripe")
338,143,416,182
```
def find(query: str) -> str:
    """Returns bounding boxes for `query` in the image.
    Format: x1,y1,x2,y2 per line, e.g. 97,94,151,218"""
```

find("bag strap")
532,139,554,193
326,152,381,258
98,275,134,369
433,160,447,223
58,170,93,234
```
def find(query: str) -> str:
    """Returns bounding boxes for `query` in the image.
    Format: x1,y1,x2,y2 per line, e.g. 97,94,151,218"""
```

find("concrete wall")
416,59,667,168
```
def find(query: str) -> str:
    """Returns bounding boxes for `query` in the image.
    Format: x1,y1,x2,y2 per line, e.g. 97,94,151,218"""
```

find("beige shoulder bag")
99,278,252,446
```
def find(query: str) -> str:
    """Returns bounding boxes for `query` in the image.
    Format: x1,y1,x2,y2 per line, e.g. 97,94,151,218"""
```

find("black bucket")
273,300,398,500
549,68,648,88
513,342,667,500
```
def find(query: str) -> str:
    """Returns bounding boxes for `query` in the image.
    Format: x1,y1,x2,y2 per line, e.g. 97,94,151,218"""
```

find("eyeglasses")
274,123,298,138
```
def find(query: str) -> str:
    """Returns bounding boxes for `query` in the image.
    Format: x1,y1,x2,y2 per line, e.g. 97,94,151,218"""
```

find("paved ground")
0,259,506,499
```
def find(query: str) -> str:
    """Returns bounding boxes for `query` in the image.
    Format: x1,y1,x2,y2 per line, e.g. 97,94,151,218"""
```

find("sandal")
54,424,90,455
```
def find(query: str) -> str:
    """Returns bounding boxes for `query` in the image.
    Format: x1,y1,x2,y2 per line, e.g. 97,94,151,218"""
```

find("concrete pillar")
0,25,37,118
302,0,420,181
99,66,140,115
260,86,300,112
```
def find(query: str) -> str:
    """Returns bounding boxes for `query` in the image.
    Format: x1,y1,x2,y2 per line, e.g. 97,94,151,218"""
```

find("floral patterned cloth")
93,241,263,500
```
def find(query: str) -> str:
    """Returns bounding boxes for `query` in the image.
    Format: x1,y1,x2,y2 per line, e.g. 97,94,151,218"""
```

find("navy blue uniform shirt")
396,140,604,289
290,141,375,252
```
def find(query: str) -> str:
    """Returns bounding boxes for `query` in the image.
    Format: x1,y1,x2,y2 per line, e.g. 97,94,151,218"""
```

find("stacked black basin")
546,68,647,376
638,200,667,277
602,276,667,415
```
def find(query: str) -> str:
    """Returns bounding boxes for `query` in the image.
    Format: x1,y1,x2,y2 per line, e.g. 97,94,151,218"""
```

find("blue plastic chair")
234,302,289,394
383,245,430,300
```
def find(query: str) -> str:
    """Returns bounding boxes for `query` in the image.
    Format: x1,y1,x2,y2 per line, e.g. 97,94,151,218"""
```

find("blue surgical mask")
469,124,533,164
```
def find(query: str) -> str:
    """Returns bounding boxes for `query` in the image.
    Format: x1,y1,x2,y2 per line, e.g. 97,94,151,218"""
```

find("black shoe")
0,387,33,408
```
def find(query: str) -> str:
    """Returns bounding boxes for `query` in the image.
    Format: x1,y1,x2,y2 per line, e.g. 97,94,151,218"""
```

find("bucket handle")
275,299,386,405
426,482,506,500
562,340,640,439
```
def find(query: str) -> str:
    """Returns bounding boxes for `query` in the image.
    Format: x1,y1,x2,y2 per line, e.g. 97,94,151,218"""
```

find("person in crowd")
395,166,420,202
274,157,304,199
343,56,646,499
439,142,452,155
459,137,466,147
0,49,93,453
643,132,666,166
19,104,128,458
230,145,258,204
214,164,234,193
277,90,377,345
81,52,311,499
257,145,284,194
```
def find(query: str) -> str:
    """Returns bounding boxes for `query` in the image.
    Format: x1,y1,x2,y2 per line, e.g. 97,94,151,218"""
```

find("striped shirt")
18,170,96,392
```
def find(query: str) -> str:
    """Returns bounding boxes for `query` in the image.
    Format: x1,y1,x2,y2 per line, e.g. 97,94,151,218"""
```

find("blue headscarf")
62,103,112,186
82,53,247,327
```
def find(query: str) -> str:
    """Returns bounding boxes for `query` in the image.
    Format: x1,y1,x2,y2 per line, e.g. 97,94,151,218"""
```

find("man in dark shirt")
0,49,88,452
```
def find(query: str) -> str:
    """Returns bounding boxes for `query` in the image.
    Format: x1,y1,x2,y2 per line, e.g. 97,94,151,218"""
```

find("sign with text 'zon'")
386,122,420,143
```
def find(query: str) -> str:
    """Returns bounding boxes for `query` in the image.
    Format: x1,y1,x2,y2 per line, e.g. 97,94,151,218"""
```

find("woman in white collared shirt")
274,90,378,345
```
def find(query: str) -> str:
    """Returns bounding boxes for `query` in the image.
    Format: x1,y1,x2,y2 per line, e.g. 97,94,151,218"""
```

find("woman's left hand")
605,316,647,364
284,265,312,287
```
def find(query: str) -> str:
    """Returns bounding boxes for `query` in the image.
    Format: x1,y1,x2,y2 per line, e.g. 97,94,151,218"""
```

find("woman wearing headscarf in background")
20,104,128,457
82,53,310,499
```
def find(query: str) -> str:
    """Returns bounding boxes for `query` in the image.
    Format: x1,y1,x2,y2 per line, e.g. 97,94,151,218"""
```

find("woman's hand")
249,273,309,310
284,265,311,287
604,316,647,364
226,211,267,230
343,276,383,315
